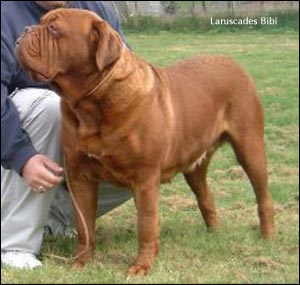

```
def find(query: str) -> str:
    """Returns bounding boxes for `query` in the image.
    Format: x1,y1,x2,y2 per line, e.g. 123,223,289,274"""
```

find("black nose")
16,35,23,46
24,25,39,33
24,26,33,33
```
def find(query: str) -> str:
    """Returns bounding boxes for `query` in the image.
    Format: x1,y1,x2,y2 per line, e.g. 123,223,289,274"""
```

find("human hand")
22,154,64,193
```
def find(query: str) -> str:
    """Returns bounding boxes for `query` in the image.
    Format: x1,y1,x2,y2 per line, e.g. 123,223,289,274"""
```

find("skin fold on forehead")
35,1,71,10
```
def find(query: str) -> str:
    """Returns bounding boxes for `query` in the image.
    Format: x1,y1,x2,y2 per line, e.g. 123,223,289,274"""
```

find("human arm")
1,26,63,191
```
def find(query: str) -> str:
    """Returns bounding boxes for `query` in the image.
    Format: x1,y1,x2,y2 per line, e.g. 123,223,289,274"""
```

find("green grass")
2,31,299,284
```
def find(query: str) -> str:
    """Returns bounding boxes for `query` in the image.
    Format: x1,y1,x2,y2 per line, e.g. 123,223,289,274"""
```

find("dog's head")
15,8,122,83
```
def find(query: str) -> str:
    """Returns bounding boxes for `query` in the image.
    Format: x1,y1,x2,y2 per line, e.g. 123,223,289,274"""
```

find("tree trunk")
202,1,207,14
190,1,196,16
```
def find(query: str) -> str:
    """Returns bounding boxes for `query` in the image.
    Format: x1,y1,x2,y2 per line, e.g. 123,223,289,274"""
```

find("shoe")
1,251,42,269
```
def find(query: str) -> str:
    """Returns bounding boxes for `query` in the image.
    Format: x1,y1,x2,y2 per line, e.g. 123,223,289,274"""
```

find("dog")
16,8,275,275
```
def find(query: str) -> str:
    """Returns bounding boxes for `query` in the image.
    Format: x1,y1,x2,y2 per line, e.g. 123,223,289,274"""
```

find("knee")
39,91,61,128
30,90,61,132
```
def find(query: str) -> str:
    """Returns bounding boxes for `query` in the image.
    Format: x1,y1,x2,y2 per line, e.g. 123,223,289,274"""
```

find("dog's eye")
47,24,59,36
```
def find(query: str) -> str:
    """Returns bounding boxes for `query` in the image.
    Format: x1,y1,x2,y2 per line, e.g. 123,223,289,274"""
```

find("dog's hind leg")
184,150,218,231
228,130,275,239
226,97,275,239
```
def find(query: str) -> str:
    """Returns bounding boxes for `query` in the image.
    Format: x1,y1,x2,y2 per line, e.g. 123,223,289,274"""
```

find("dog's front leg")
64,154,98,267
128,180,160,275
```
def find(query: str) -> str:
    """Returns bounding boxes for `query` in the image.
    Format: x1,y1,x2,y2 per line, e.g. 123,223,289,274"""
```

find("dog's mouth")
36,71,52,83
28,68,58,84
27,68,48,83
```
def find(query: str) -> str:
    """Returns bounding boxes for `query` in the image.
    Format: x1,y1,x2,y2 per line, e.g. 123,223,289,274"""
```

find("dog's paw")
72,246,94,268
128,263,151,276
261,228,276,240
73,259,85,269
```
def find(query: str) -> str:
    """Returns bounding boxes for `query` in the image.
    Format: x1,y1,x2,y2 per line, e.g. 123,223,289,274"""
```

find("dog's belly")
184,151,207,173
160,148,209,183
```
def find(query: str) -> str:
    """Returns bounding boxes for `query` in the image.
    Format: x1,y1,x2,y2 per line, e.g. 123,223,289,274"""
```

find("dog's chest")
83,147,130,185
78,133,143,186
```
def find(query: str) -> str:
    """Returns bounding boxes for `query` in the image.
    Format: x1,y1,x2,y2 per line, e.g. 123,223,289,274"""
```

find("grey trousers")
1,88,132,255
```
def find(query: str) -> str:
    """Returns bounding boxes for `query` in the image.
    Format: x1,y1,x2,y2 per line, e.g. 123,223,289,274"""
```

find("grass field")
2,31,299,284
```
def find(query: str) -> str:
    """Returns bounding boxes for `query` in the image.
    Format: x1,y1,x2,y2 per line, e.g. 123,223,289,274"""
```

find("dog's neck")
57,49,159,137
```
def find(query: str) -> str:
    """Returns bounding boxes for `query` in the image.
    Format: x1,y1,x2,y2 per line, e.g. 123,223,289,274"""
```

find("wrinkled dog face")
16,9,120,83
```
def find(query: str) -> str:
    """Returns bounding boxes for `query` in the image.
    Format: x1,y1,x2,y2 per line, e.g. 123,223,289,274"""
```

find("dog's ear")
91,20,122,72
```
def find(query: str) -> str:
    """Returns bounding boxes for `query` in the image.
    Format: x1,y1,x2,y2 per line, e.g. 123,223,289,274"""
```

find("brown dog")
16,8,275,275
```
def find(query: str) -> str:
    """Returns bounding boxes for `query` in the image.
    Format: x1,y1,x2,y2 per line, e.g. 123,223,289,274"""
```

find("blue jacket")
1,1,126,174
